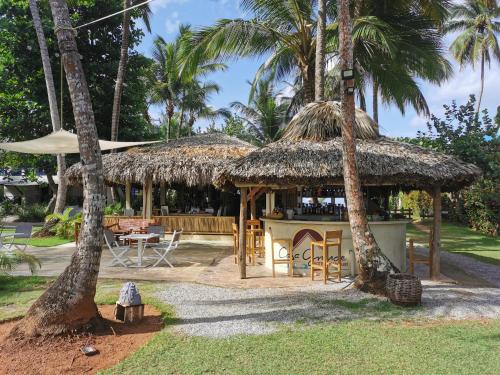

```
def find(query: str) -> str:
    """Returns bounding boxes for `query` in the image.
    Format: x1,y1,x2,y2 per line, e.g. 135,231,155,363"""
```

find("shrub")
45,208,82,239
16,204,47,222
104,202,123,215
0,199,17,216
463,179,499,236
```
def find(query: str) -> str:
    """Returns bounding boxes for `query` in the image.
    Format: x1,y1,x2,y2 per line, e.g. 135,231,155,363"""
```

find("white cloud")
164,11,180,34
150,0,189,12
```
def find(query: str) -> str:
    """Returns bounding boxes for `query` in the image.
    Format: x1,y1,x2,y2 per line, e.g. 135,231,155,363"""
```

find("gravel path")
156,282,500,338
415,244,500,287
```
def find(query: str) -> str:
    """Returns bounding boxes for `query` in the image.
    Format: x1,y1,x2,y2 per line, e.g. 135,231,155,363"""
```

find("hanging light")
341,69,354,80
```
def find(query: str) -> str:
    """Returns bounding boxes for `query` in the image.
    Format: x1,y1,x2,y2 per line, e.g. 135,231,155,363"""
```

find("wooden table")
119,233,160,267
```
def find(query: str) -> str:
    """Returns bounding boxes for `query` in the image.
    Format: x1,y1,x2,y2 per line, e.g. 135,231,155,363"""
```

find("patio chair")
310,230,343,284
144,225,164,245
160,206,169,216
10,224,32,252
103,229,134,267
123,208,135,217
149,229,182,267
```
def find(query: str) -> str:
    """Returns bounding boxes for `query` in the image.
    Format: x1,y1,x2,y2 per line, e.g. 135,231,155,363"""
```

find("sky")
136,0,500,138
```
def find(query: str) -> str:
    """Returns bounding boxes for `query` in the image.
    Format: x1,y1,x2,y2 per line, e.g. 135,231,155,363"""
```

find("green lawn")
1,226,72,247
2,275,500,375
407,220,500,266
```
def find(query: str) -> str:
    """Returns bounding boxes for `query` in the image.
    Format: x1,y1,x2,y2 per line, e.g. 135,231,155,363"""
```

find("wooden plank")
431,185,441,280
239,188,247,279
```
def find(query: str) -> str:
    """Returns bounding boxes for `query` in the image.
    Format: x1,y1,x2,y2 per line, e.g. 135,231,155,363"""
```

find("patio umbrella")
0,129,159,155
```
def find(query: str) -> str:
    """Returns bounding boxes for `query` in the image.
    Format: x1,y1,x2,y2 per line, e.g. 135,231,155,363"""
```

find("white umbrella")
0,129,160,155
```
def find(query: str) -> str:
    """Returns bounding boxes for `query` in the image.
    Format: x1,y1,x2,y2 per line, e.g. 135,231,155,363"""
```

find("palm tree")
230,74,290,145
13,0,106,337
111,0,152,144
446,0,500,112
190,0,324,103
151,26,227,140
315,0,327,101
182,80,230,135
150,35,184,141
28,0,67,215
337,0,397,293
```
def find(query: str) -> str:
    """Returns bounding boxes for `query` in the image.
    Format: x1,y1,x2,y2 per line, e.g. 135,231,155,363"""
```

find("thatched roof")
66,133,256,186
215,101,481,191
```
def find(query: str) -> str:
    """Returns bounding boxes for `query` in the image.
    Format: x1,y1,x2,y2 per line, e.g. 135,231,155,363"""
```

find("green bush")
104,202,123,215
45,208,82,239
0,199,17,216
16,204,47,222
463,179,499,236
401,191,432,217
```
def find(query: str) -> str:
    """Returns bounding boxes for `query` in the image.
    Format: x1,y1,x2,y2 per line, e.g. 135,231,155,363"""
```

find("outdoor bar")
216,101,481,279
66,133,256,235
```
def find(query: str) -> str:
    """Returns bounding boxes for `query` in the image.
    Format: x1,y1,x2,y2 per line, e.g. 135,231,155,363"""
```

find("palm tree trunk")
303,64,315,104
337,0,397,294
372,80,379,124
314,0,326,101
477,50,485,113
12,0,106,337
29,0,67,215
111,0,132,146
166,100,174,142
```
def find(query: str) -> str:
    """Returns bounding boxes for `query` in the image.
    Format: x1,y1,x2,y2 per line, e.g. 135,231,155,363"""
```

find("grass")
407,220,500,266
2,275,499,375
1,226,72,247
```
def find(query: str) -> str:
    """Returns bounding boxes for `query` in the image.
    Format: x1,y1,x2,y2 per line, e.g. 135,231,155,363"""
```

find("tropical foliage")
45,208,82,239
0,250,40,274
410,96,499,235
445,0,500,112
230,73,290,145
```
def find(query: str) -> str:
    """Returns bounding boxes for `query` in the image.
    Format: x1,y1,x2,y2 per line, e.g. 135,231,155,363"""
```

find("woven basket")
386,273,422,307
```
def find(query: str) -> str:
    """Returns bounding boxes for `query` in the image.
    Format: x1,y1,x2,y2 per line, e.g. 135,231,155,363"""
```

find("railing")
102,215,235,234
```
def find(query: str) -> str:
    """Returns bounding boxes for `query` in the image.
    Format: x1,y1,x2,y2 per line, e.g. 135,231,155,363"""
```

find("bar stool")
246,219,264,261
310,230,343,284
269,227,294,277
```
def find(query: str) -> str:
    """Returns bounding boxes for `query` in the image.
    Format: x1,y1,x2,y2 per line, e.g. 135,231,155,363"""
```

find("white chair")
103,229,134,267
149,230,182,267
10,224,32,252
160,206,169,216
123,208,134,217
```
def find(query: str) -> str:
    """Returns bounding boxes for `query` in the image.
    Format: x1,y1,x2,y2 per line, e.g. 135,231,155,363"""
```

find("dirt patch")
0,305,163,375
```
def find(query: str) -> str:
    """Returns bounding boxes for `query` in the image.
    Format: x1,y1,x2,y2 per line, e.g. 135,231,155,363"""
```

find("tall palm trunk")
12,0,106,337
337,0,397,294
302,63,316,104
315,0,326,101
166,100,174,142
477,50,485,113
372,80,379,123
110,0,132,146
29,0,67,215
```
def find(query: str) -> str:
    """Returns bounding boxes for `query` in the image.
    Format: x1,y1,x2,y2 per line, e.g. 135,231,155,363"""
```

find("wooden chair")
408,238,433,278
268,227,293,277
310,230,343,284
246,219,264,259
232,223,239,264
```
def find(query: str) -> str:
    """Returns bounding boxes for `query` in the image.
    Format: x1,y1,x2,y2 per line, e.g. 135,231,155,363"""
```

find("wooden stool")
246,228,263,265
408,238,433,278
269,227,294,277
310,230,343,284
247,219,264,258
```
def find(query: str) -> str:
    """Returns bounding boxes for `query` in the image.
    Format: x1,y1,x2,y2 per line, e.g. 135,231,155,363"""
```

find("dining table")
119,232,160,267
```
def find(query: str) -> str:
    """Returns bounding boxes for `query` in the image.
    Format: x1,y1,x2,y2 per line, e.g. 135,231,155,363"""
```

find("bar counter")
261,218,409,276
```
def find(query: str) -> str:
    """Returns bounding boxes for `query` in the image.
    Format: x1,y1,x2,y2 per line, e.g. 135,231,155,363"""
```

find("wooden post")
250,190,256,220
142,179,153,219
160,181,166,206
431,185,441,280
125,181,131,210
239,188,247,279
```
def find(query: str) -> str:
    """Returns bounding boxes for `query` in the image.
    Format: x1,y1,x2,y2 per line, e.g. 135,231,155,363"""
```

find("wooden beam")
142,179,153,219
431,185,441,280
239,188,247,279
247,187,263,202
125,181,131,210
250,193,256,220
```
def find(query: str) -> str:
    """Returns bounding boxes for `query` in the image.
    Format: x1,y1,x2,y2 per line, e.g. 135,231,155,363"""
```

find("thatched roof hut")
66,133,256,187
216,101,481,191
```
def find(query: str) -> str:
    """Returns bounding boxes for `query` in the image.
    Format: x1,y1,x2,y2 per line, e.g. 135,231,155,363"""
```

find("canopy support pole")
125,181,131,210
239,188,247,279
431,185,441,280
160,182,166,206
